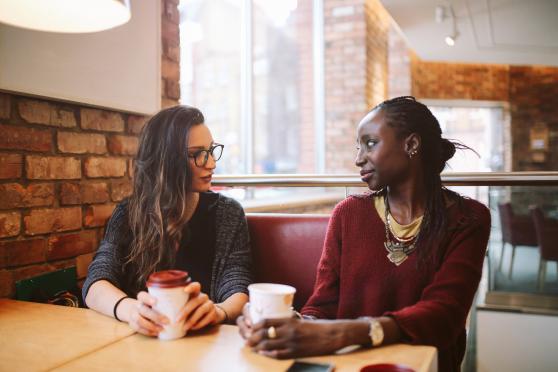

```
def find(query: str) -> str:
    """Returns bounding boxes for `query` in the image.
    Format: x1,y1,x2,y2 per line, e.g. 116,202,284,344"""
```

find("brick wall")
323,0,391,173
410,59,558,171
0,0,179,298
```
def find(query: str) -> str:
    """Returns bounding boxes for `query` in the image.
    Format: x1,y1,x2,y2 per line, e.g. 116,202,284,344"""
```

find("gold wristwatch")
367,318,384,347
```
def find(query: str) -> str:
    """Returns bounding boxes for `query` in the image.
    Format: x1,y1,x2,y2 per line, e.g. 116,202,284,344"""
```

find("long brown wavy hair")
126,105,205,287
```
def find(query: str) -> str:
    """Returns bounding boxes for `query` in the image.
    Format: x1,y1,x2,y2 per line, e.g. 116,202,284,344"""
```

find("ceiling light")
445,34,456,46
0,0,131,33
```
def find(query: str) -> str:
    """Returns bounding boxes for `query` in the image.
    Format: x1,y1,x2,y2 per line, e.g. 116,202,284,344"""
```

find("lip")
200,174,213,183
360,170,373,182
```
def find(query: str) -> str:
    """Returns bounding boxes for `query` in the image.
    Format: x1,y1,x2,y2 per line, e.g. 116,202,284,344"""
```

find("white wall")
477,309,558,372
0,0,160,115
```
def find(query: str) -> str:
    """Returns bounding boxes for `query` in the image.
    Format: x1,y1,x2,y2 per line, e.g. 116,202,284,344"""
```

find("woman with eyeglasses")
238,97,491,372
83,105,252,336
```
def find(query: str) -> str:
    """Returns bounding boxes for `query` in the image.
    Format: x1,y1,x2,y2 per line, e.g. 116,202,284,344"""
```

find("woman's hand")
127,291,168,337
178,282,225,331
243,318,345,359
236,302,253,339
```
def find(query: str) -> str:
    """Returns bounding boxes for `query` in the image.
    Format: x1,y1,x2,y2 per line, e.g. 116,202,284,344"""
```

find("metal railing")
212,171,558,187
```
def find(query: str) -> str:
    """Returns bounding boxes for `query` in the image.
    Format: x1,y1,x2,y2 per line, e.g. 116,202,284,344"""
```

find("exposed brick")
0,270,14,297
84,157,126,178
59,183,81,205
81,182,110,204
162,58,180,81
26,156,81,180
76,253,94,279
128,159,134,179
57,132,107,154
0,212,20,238
47,230,97,261
84,204,115,227
111,180,132,202
0,239,46,267
0,183,55,209
127,115,148,135
80,108,124,132
107,135,138,156
162,98,178,109
161,17,179,45
166,80,180,100
0,124,52,152
50,107,77,128
24,207,82,235
163,40,180,63
0,93,10,119
0,153,22,179
18,99,50,125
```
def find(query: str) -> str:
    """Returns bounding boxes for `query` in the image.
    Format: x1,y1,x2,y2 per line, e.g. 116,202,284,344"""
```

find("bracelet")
113,295,131,322
215,304,229,324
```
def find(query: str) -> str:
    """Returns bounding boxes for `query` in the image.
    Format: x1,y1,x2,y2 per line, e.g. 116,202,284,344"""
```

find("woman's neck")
386,178,427,225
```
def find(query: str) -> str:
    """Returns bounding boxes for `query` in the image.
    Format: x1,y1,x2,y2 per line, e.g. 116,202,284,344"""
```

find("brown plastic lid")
146,270,191,288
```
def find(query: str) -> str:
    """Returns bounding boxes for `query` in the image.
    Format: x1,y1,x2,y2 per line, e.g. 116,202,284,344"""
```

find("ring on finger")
267,326,277,339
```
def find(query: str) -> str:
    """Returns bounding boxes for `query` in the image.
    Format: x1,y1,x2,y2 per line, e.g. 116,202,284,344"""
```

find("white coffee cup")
248,283,296,324
146,270,191,340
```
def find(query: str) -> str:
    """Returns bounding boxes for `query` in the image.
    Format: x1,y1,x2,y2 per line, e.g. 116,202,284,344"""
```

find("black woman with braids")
84,105,252,336
238,96,491,372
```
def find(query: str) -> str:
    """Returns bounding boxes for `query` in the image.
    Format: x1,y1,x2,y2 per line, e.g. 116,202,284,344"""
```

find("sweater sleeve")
82,202,130,301
385,203,491,348
301,202,343,319
214,199,253,303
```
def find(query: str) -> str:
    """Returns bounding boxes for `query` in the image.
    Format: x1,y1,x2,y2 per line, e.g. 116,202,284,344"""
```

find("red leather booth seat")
246,213,330,311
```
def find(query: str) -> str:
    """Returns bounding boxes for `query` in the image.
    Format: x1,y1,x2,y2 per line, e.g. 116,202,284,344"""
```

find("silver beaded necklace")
383,195,421,266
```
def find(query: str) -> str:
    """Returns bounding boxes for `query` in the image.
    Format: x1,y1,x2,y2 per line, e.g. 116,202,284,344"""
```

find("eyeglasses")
187,143,224,167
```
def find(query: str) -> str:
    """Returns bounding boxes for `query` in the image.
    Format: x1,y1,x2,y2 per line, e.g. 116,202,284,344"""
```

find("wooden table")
0,299,134,371
0,300,437,372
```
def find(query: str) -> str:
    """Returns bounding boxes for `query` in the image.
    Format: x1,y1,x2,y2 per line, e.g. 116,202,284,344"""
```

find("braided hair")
372,96,471,266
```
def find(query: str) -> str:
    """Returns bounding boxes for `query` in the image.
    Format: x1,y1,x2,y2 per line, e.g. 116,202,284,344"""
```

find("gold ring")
267,326,277,339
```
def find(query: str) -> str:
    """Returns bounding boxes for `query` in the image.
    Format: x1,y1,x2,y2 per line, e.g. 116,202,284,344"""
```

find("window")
179,0,323,175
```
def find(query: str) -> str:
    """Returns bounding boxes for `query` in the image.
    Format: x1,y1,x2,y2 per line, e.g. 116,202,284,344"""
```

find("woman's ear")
405,133,421,157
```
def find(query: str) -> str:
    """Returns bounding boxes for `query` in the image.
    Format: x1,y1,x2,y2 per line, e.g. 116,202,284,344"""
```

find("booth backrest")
246,213,330,311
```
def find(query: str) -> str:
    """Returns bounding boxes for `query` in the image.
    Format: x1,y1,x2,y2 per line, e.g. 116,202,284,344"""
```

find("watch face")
371,320,384,346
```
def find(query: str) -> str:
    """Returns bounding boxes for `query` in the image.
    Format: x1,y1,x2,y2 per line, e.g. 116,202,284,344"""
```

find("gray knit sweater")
82,193,253,303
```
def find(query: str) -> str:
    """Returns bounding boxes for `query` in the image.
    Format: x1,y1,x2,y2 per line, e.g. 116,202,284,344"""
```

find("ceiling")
380,0,558,67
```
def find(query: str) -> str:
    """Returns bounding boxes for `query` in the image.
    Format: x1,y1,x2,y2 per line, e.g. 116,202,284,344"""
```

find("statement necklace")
383,195,421,266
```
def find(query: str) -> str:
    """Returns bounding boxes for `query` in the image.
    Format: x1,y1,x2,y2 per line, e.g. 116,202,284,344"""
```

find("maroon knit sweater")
301,193,491,372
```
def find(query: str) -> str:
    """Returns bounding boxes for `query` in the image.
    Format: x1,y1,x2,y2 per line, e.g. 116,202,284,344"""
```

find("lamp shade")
0,0,131,33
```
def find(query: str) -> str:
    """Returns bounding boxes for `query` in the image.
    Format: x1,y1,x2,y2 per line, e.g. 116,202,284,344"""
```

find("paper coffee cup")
146,270,191,340
248,283,296,324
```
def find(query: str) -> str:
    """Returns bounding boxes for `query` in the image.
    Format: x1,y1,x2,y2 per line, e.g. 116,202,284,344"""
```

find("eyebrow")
187,141,215,150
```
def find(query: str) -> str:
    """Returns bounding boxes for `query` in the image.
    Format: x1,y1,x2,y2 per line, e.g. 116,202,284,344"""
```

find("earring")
408,149,418,159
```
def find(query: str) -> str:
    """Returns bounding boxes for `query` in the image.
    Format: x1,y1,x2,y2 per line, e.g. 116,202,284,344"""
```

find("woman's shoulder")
332,191,375,216
211,192,245,216
449,193,491,228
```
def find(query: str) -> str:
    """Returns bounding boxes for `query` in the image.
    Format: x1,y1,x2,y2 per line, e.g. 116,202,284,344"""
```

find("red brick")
84,204,115,227
50,107,77,128
111,180,132,202
107,135,138,156
0,183,55,209
26,156,81,180
57,132,106,154
0,270,14,297
162,98,178,109
81,182,110,204
84,157,126,178
47,230,97,261
0,239,46,266
166,80,180,100
162,58,180,81
24,207,82,235
0,153,22,179
59,183,81,205
0,124,52,152
161,17,179,45
163,1,180,24
128,159,134,179
0,212,20,238
127,115,148,134
76,253,94,279
163,40,180,63
0,93,10,119
80,108,124,132
18,99,50,125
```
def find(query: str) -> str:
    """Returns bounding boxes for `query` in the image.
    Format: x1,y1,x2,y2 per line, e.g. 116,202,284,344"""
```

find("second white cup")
248,283,296,324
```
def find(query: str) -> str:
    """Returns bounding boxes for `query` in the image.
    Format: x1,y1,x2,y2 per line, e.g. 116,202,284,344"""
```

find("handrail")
212,172,558,187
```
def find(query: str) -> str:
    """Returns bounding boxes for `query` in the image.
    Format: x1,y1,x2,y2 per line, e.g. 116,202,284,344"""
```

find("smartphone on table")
286,361,334,372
